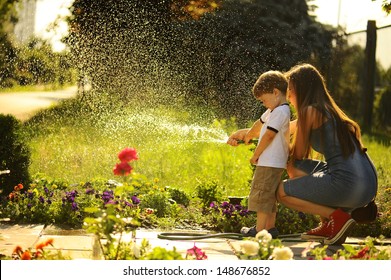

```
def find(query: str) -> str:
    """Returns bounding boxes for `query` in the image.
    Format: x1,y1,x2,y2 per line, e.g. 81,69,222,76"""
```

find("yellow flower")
240,240,259,256
271,247,294,260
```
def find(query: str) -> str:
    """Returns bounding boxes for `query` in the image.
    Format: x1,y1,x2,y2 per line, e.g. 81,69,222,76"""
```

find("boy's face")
256,90,279,110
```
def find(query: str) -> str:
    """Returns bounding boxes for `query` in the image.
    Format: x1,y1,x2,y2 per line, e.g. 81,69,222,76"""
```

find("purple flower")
64,190,78,203
85,188,95,195
124,201,132,207
131,195,140,205
222,209,232,217
102,190,114,203
235,204,243,211
27,191,34,199
239,209,250,216
105,200,118,205
221,201,230,208
71,202,79,211
39,196,45,203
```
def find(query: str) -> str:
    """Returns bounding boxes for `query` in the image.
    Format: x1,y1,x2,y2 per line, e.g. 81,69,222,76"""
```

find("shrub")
166,186,190,207
276,205,319,235
139,190,173,218
195,180,223,208
0,114,31,197
207,201,255,232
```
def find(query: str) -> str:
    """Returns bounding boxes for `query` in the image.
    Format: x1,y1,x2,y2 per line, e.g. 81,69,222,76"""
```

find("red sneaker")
301,221,329,241
324,208,356,245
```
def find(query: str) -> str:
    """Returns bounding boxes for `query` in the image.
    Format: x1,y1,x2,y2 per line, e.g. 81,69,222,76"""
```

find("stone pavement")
0,222,383,260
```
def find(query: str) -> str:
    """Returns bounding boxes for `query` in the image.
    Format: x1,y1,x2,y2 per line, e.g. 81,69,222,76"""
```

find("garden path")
0,86,77,121
0,222,382,260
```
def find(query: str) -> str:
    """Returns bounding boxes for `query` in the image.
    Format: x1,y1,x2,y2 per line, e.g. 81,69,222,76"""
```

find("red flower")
118,147,138,162
13,246,23,255
351,246,370,259
8,192,15,200
21,250,32,260
113,161,133,176
36,242,45,251
44,238,54,247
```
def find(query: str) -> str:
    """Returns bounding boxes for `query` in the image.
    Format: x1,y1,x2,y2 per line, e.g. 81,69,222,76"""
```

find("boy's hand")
226,129,249,146
250,155,258,165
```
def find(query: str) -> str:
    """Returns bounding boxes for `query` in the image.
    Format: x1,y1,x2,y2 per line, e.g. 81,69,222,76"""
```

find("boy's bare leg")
255,211,268,232
265,211,276,230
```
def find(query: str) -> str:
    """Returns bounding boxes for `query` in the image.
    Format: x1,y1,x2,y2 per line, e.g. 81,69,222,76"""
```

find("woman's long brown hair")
286,63,364,158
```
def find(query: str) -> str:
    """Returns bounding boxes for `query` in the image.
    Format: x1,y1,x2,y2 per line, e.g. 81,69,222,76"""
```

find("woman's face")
287,81,297,110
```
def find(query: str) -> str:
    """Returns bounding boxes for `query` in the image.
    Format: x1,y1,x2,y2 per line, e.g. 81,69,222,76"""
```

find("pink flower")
118,147,138,162
113,161,133,176
186,243,208,260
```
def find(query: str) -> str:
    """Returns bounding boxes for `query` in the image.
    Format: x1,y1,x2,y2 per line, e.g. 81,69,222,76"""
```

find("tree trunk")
363,20,377,131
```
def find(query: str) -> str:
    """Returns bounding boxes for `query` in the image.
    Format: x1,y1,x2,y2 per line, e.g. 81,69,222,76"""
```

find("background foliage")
66,0,334,124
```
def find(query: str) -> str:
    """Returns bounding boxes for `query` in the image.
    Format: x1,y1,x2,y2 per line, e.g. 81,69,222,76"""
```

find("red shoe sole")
300,233,327,241
323,219,356,245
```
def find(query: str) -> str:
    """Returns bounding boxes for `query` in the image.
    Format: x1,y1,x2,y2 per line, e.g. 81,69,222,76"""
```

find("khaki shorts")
248,166,284,213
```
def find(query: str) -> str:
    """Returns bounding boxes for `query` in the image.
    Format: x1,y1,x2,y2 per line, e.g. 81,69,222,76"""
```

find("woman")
276,63,377,245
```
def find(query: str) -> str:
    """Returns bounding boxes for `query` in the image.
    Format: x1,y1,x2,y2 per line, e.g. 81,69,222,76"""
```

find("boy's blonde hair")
252,70,288,98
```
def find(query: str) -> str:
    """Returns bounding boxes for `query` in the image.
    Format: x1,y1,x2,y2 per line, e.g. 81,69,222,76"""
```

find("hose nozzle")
237,139,257,144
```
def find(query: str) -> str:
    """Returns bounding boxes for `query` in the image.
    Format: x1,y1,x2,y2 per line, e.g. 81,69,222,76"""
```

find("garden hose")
237,139,258,145
157,232,244,240
157,232,303,241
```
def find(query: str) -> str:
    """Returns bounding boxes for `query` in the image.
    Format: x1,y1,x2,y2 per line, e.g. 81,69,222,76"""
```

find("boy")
227,70,290,238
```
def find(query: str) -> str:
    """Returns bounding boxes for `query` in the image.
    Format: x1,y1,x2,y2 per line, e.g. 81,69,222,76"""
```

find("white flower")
385,247,391,259
271,247,294,260
255,229,272,243
240,240,260,256
133,243,141,258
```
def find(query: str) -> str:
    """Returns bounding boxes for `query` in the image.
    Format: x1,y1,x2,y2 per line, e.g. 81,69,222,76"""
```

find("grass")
24,96,254,197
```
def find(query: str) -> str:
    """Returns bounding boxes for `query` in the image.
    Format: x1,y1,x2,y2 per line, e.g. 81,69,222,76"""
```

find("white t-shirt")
257,103,290,168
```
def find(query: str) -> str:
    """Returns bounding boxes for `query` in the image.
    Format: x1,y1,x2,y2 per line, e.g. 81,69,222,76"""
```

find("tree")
380,0,391,13
0,0,18,88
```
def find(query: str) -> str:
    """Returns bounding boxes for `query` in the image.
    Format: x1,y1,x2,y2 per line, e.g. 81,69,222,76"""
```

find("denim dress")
283,119,378,210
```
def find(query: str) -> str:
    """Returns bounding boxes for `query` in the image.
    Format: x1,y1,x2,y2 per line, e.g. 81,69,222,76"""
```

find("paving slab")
0,224,44,257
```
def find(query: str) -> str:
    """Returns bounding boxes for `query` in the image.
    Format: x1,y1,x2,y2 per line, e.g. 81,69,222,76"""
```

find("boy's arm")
245,119,263,143
250,129,277,165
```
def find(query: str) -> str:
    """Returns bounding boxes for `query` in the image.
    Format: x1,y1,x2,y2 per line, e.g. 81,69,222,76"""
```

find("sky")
312,0,391,68
312,0,391,32
34,0,391,68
